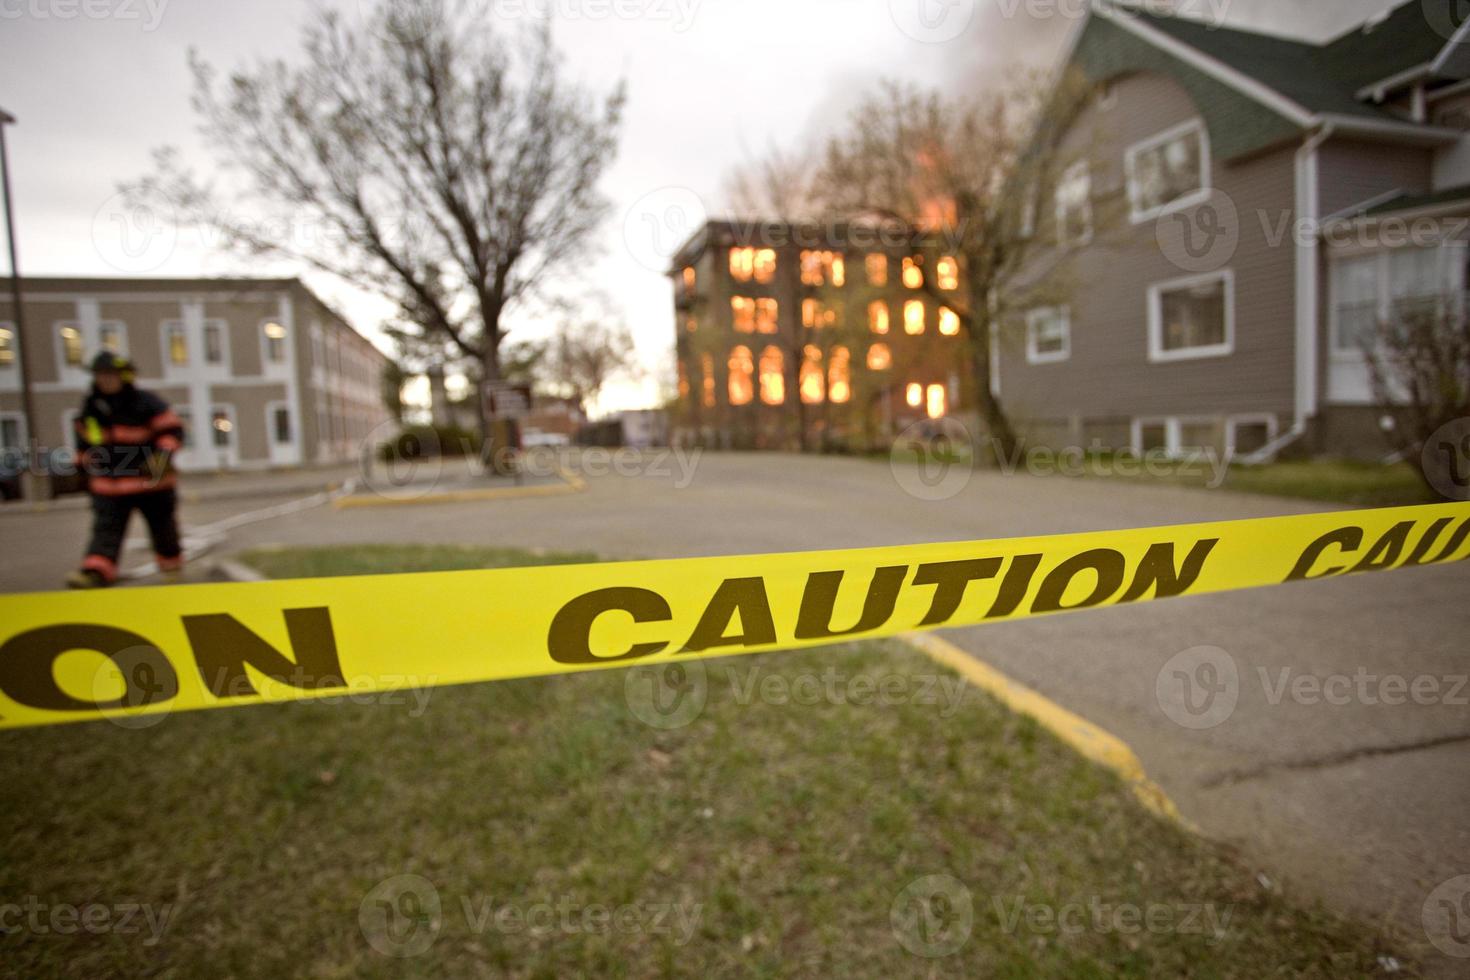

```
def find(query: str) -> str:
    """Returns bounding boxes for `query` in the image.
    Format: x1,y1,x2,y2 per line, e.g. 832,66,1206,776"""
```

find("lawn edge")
901,631,1195,831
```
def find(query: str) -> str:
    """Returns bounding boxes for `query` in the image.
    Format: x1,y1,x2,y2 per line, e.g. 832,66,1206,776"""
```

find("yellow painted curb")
902,631,1195,830
332,466,587,509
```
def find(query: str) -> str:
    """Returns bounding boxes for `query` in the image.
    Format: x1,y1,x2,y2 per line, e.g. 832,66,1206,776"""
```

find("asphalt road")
3,449,1467,966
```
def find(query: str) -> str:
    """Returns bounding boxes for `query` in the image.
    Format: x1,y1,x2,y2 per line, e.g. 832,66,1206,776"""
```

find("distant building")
1006,1,1470,459
0,277,393,473
579,409,669,449
668,220,972,451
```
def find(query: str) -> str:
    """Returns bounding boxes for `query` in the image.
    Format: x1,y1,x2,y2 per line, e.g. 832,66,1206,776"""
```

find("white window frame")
1329,243,1467,359
0,321,16,371
1025,307,1071,364
1147,269,1235,363
269,402,293,446
1130,416,1222,459
56,321,87,373
96,320,128,358
202,319,228,368
162,320,189,368
260,318,289,366
1124,118,1211,225
0,411,26,452
1055,160,1093,248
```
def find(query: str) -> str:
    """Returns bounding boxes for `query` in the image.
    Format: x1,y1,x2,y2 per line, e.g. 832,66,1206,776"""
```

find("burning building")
668,219,973,450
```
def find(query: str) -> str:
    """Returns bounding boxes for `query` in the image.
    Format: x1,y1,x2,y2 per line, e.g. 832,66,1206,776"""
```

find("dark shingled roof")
1357,181,1470,217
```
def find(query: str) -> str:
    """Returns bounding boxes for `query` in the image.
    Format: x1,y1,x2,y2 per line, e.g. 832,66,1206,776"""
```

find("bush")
376,424,483,462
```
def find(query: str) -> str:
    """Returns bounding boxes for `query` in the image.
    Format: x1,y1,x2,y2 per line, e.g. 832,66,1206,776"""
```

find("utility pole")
0,108,44,503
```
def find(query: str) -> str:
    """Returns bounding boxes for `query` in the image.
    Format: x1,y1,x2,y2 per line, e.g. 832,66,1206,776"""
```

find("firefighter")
65,352,187,589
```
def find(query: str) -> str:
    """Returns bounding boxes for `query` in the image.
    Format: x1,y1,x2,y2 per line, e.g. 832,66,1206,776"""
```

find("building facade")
1002,1,1470,460
0,277,393,475
669,220,973,450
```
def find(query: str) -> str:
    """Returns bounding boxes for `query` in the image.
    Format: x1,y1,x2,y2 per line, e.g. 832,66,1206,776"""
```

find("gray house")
1001,0,1470,460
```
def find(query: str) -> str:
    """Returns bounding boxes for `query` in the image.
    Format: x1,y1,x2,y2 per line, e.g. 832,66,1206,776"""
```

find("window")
732,297,756,333
759,346,785,405
800,345,824,404
800,250,844,287
0,416,20,451
211,409,233,448
0,324,13,366
98,322,125,355
204,323,225,365
685,316,698,334
905,382,923,408
904,300,925,335
1126,120,1208,222
273,406,292,445
1132,417,1227,458
866,254,888,286
1136,421,1168,455
700,353,716,408
901,257,923,289
1331,245,1465,354
1025,307,1071,363
802,298,835,329
828,346,851,404
755,299,778,334
59,324,84,367
1055,161,1092,246
867,342,892,371
868,301,890,335
163,322,188,366
1019,189,1037,239
176,409,192,448
938,307,960,337
682,266,696,291
926,384,947,419
728,346,754,405
1148,270,1233,361
263,321,288,363
730,247,775,283
936,256,959,291
1227,415,1277,457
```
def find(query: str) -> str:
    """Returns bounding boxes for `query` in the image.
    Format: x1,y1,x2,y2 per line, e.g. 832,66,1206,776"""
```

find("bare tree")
124,0,624,467
1365,294,1470,496
537,314,640,417
812,73,1103,460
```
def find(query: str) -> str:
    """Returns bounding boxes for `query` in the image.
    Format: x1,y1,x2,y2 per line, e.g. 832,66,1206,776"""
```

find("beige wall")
210,382,289,462
96,298,185,380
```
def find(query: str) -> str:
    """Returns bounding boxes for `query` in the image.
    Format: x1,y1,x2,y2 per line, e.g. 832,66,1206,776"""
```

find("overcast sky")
0,0,1404,413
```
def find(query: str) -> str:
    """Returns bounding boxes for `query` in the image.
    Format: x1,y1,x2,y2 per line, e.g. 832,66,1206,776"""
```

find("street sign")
483,382,532,420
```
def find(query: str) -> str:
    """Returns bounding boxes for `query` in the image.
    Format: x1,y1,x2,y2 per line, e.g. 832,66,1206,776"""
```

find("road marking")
902,631,1195,829
332,466,586,509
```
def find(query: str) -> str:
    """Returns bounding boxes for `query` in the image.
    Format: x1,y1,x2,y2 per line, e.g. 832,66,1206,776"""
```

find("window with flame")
800,345,824,404
938,307,960,336
867,342,892,371
682,266,697,291
733,297,775,334
902,257,923,289
868,300,889,335
905,382,923,408
678,360,690,400
936,256,959,291
904,300,925,335
803,298,836,330
926,384,947,419
728,346,754,405
865,254,888,286
729,247,776,284
759,346,785,405
828,346,851,404
800,250,846,287
700,353,716,408
686,316,698,333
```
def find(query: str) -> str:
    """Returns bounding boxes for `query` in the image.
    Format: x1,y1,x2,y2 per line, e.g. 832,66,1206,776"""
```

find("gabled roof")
1067,1,1467,161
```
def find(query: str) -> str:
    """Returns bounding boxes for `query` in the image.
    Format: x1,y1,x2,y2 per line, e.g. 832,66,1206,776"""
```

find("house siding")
1318,138,1432,217
1001,69,1297,451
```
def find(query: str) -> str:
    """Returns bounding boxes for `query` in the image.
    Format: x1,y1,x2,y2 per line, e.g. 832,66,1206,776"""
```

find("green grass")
1217,459,1435,507
0,547,1409,977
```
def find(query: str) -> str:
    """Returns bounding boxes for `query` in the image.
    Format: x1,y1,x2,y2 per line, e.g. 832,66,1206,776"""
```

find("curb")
901,631,1195,830
332,465,587,509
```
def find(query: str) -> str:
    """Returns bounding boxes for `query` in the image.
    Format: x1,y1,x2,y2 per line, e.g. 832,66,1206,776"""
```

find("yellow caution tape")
1,503,1466,731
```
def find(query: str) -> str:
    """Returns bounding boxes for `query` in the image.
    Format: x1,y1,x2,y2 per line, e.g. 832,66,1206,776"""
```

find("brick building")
669,220,973,450
0,277,393,475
